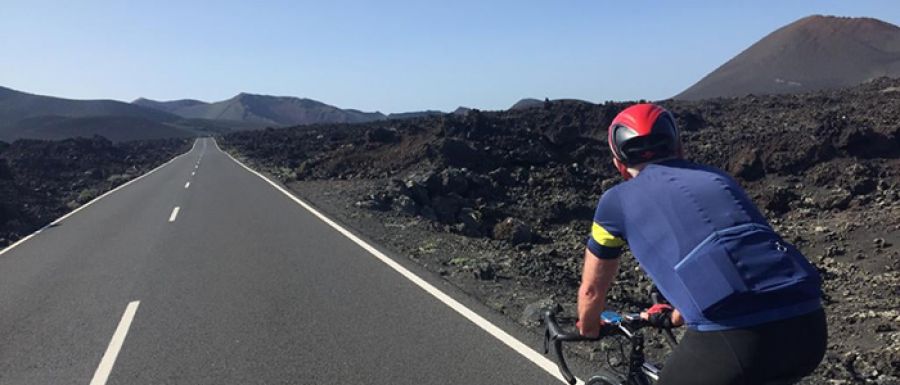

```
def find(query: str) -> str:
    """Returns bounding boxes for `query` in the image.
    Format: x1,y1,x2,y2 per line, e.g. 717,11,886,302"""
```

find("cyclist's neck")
627,157,681,177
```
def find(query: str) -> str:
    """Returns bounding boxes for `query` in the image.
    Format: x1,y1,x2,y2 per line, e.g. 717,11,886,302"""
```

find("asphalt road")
0,138,567,385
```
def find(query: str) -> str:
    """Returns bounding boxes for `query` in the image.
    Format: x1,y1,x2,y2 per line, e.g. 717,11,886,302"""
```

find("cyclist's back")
598,159,827,384
598,159,823,331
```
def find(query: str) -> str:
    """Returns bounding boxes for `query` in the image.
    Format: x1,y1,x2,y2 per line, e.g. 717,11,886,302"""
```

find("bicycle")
542,301,678,385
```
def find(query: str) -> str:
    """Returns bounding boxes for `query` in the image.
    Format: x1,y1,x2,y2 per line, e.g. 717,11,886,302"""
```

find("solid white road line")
168,207,180,222
214,140,580,385
89,301,140,385
0,139,200,258
184,182,190,189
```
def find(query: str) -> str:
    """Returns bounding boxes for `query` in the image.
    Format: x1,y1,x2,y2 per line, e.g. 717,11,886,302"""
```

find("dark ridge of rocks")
0,136,191,246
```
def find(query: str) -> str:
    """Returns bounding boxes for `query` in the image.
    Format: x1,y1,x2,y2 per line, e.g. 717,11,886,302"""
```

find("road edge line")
0,139,199,257
214,139,579,385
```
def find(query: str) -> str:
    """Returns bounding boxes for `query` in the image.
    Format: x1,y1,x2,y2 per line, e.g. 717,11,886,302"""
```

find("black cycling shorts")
658,308,827,385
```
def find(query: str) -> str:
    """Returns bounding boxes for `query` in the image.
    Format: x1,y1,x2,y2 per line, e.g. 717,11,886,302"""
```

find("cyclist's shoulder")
596,181,629,208
600,181,626,196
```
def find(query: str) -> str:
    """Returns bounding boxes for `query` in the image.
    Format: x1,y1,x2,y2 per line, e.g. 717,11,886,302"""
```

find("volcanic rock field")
0,137,191,247
220,78,900,384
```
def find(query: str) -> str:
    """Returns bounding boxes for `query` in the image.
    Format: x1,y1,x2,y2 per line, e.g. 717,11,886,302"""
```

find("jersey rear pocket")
674,223,816,319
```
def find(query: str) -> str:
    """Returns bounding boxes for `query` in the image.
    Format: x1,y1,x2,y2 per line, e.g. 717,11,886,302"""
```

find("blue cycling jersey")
587,159,822,331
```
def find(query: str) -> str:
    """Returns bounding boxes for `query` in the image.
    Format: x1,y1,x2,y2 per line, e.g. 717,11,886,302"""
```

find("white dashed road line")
89,301,140,385
191,171,195,176
168,207,180,222
184,182,190,189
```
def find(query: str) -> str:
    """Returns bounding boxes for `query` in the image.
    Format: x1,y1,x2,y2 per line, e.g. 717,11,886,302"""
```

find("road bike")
542,300,678,385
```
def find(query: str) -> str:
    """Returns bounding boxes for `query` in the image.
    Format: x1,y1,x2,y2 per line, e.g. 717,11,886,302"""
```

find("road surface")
0,138,571,384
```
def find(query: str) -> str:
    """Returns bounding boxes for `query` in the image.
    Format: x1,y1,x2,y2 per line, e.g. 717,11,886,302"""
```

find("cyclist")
576,103,827,385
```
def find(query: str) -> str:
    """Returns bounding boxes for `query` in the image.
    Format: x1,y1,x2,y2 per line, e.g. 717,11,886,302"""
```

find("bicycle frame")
613,325,658,385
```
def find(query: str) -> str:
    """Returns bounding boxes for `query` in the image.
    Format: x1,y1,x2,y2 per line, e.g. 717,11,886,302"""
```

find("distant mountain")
386,110,444,120
0,86,195,142
136,93,386,126
453,106,473,116
509,98,544,110
675,15,900,100
133,98,208,114
0,86,177,124
6,115,194,142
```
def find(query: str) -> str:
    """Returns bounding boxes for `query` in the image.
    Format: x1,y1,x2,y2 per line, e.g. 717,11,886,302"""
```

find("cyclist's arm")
577,247,619,337
579,189,625,336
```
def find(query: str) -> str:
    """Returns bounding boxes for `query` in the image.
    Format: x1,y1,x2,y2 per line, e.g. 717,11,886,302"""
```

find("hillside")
509,98,544,110
138,93,386,126
2,116,195,142
676,15,900,100
132,98,208,114
0,86,204,141
0,86,178,124
0,85,415,141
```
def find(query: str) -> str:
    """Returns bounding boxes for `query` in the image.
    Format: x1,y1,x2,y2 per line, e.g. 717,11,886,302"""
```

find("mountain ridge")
0,86,198,142
132,98,209,114
675,15,900,100
0,86,179,123
136,93,387,126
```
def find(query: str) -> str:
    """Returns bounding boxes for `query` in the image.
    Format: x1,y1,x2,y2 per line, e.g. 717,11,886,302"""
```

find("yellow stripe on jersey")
592,222,625,247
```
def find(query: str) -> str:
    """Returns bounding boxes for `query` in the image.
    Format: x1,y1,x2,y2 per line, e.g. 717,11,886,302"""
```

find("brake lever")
543,310,606,385
627,309,679,347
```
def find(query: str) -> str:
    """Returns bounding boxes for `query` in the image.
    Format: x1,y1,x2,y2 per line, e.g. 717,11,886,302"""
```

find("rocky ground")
221,78,900,384
0,136,191,247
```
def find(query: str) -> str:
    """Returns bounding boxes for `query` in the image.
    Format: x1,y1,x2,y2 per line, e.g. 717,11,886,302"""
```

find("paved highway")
0,138,572,384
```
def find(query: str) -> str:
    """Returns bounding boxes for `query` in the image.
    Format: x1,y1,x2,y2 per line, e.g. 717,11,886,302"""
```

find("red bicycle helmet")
608,103,682,179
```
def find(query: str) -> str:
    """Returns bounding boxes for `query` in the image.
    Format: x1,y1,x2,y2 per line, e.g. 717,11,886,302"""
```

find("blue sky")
1,1,898,113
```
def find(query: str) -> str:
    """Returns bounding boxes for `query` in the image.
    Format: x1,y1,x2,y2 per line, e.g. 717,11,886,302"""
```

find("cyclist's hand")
640,304,684,328
576,318,604,338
